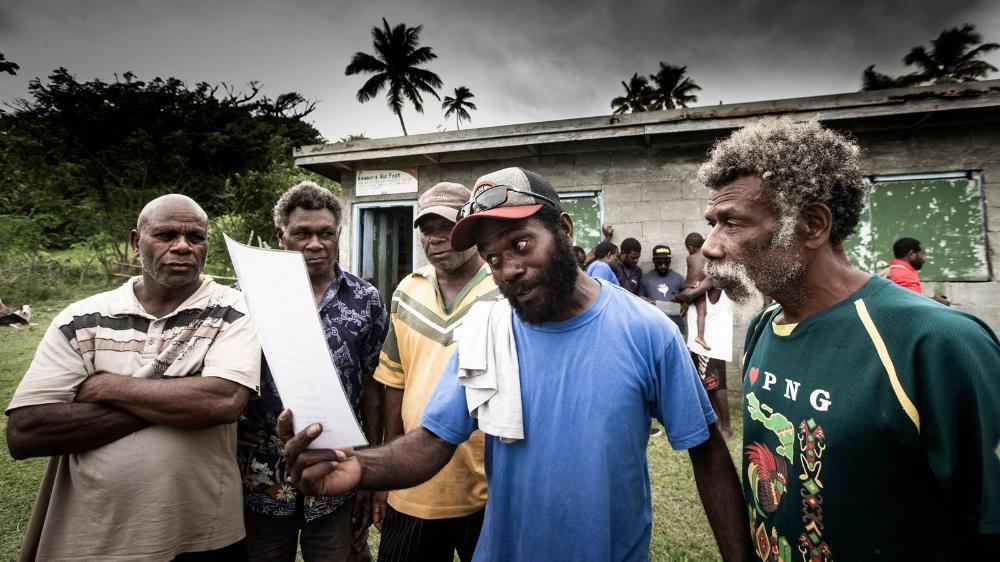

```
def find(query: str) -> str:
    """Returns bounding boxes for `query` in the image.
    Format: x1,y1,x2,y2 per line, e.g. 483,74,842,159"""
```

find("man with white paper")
279,168,750,562
638,243,686,333
238,181,388,562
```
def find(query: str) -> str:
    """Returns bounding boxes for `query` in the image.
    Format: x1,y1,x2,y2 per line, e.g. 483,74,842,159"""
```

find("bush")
205,214,250,279
0,216,109,304
0,251,103,305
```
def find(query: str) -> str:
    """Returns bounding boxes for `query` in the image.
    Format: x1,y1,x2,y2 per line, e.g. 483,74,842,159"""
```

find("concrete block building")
294,80,1000,389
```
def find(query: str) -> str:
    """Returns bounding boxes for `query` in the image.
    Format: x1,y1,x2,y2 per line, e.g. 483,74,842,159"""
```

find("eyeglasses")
456,184,558,221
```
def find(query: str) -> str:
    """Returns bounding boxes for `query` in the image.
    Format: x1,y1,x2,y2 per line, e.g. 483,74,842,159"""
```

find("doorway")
354,203,417,300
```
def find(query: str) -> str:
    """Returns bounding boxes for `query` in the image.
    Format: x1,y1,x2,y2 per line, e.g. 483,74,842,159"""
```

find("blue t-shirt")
421,281,717,561
586,260,621,286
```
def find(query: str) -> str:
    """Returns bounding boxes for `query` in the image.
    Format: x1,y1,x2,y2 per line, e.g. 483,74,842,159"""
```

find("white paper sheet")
686,291,734,362
654,300,682,316
224,235,367,449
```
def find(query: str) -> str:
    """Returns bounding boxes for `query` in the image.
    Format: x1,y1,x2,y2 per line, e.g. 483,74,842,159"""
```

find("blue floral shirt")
238,265,388,521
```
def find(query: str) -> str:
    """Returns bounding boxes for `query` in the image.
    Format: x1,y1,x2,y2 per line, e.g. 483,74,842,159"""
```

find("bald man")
6,194,262,561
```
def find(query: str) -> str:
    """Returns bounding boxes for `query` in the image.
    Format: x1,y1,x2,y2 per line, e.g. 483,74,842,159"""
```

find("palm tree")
861,65,922,91
0,53,18,76
611,73,656,114
649,63,701,109
442,86,477,130
345,18,443,136
903,24,999,84
861,23,998,90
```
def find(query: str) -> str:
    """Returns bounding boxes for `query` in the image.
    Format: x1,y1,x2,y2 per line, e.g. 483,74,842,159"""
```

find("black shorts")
378,506,485,562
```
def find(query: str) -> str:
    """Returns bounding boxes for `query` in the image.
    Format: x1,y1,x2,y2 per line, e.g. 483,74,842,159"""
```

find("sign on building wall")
356,168,419,196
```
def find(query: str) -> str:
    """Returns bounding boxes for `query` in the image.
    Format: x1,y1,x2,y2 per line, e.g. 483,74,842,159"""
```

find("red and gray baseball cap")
450,167,562,251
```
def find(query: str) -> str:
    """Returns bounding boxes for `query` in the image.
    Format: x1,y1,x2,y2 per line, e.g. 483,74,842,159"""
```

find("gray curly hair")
697,118,866,245
273,181,343,231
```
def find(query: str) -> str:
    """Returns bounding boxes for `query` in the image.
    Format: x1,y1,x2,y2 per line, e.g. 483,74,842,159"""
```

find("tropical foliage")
345,18,443,136
611,64,700,114
862,24,998,90
0,68,334,285
0,53,18,76
611,73,657,114
649,63,701,109
442,86,477,129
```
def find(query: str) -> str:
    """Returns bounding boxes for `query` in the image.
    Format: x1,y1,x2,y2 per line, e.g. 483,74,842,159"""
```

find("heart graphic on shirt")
748,367,759,385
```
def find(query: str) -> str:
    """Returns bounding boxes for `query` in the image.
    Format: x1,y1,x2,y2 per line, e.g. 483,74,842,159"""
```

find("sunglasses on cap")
456,184,558,222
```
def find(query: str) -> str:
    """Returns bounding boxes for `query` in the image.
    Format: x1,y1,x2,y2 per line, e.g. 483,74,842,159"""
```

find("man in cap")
638,244,686,333
373,182,498,561
6,194,261,561
280,167,750,561
699,118,1000,559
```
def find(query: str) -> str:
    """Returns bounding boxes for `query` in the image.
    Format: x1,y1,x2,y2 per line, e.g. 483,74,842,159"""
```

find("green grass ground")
0,287,743,562
0,292,90,561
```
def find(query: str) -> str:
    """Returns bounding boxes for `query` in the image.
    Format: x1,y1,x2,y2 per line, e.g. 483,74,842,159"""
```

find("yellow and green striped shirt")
374,264,500,519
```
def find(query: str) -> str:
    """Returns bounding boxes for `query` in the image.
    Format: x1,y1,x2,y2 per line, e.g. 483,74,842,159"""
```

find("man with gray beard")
699,118,1000,561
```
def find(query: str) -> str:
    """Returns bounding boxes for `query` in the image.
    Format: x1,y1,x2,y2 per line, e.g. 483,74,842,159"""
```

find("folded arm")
75,373,250,429
6,401,151,459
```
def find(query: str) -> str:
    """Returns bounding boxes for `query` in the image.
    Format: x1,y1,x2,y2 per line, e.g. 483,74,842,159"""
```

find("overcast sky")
2,0,999,141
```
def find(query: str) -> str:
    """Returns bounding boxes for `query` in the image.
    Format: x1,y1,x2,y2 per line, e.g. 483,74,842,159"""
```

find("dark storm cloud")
0,0,997,138
425,0,993,114
340,0,998,132
0,7,15,35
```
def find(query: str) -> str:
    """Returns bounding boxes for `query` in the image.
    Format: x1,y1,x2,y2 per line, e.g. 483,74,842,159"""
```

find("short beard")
438,247,479,275
139,245,200,288
500,229,580,325
704,221,807,317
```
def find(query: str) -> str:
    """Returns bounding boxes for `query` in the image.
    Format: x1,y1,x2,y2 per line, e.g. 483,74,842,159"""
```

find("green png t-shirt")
741,276,1000,561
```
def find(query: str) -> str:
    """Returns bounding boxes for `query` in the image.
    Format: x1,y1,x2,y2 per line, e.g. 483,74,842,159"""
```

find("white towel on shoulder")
457,297,524,443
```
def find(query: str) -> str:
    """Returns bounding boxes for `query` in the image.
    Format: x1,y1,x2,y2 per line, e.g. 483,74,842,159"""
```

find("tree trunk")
396,111,408,136
456,114,460,130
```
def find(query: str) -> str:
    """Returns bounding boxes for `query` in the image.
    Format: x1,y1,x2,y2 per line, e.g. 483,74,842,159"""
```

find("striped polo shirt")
7,276,261,561
375,264,500,519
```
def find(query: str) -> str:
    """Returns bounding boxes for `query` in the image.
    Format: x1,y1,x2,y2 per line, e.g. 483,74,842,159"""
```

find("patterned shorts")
692,353,727,391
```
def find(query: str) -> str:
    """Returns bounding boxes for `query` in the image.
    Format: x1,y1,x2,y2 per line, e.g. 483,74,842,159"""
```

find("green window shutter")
845,173,990,282
561,193,603,251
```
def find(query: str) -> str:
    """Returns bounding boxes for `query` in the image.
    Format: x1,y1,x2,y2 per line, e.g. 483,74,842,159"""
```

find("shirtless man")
681,232,711,350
